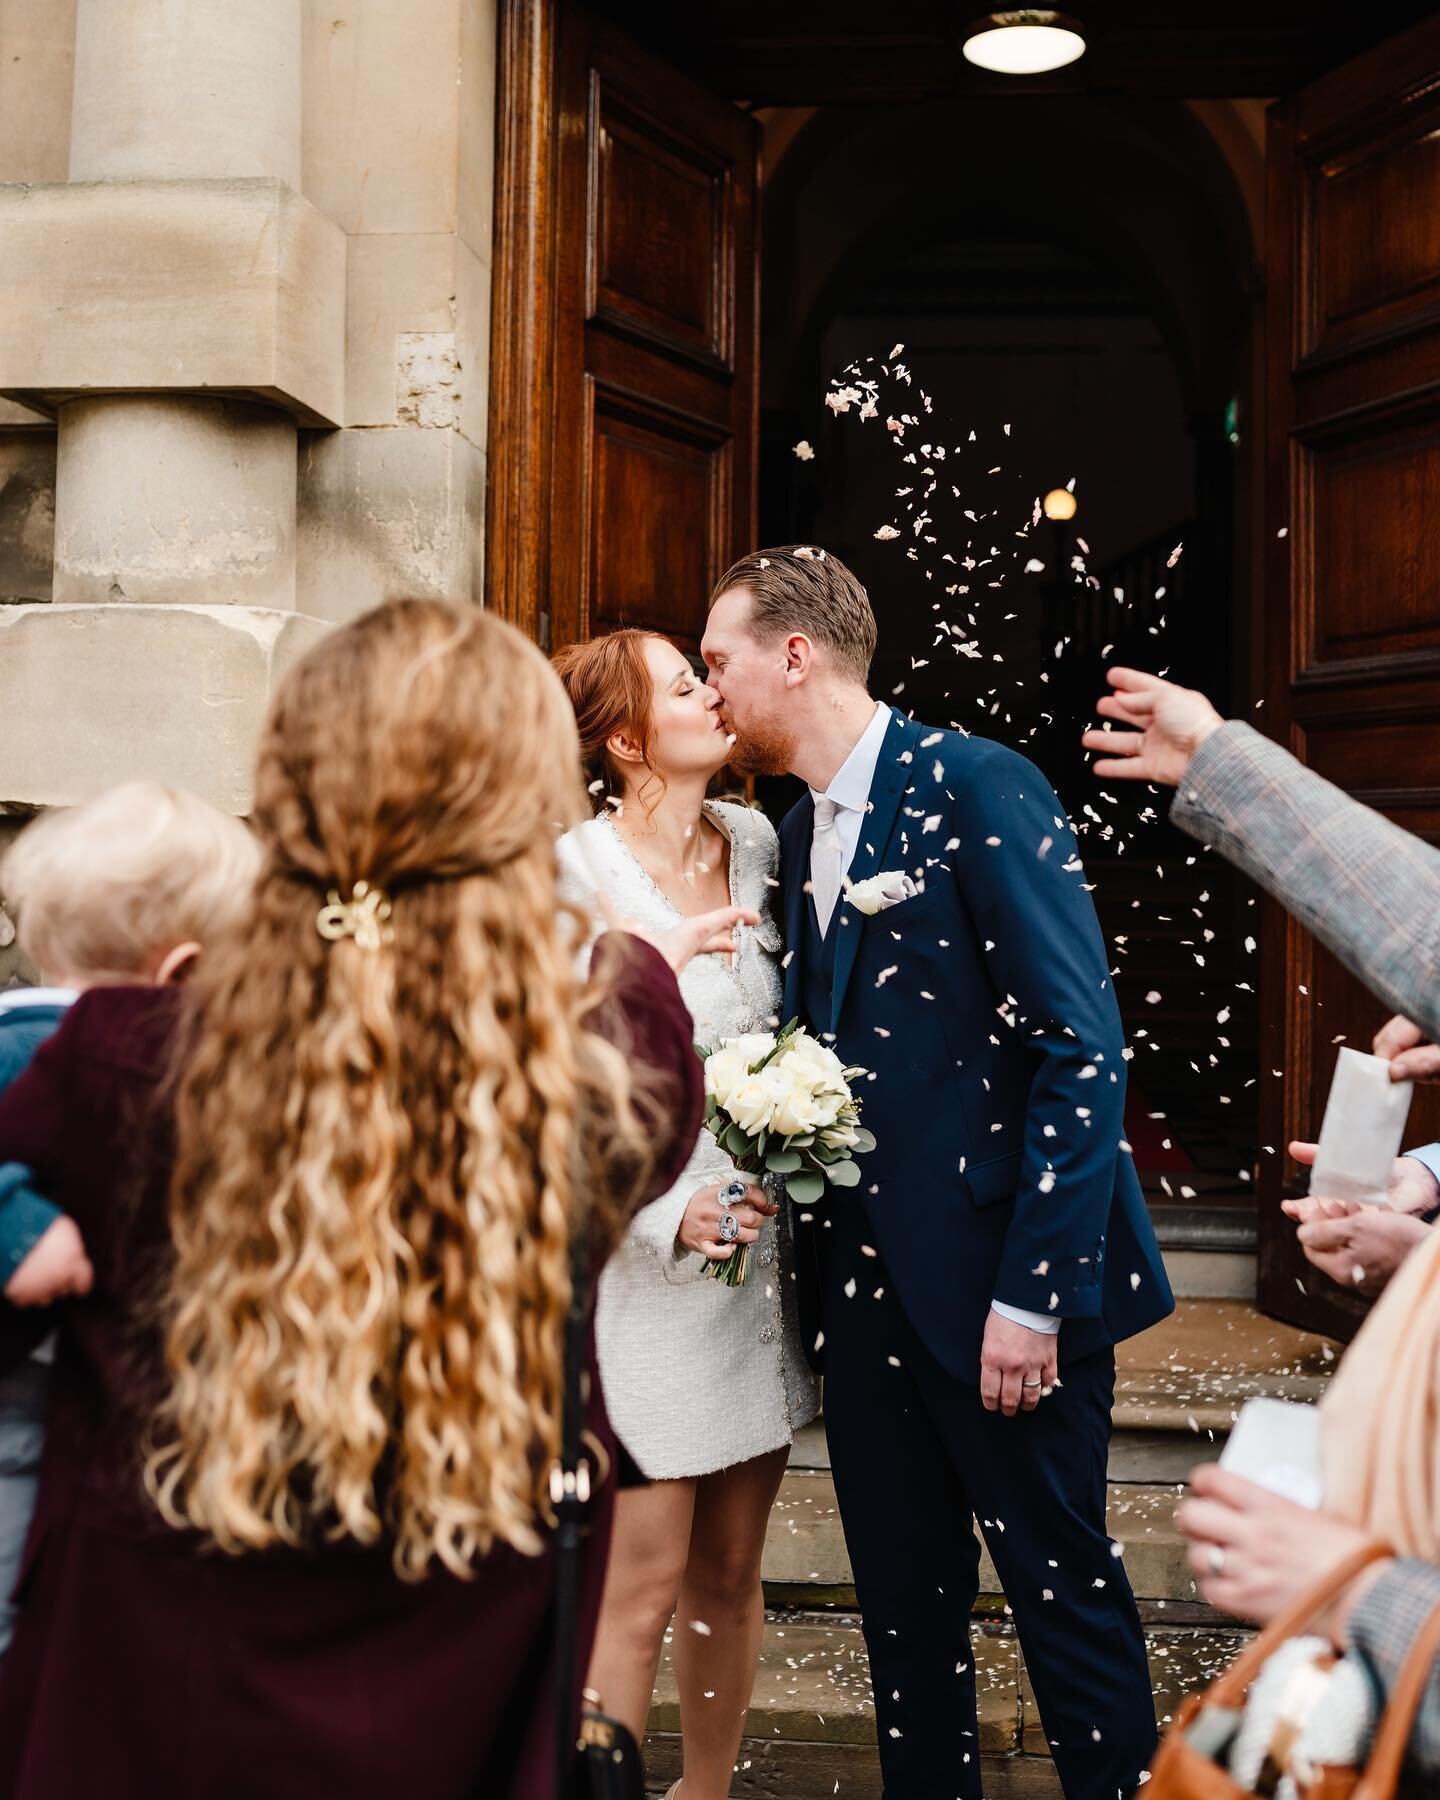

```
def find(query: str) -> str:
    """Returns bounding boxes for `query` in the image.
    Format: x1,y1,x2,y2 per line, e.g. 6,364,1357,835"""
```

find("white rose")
723,1074,777,1137
819,1120,860,1150
704,1032,777,1109
769,1075,824,1139
806,1088,845,1130
845,870,919,916
782,1033,847,1086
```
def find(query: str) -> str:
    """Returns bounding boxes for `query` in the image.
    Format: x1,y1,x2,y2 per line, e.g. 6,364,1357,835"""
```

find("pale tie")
810,794,847,936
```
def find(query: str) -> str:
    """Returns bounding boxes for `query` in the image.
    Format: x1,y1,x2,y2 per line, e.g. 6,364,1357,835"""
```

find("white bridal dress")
557,799,819,1480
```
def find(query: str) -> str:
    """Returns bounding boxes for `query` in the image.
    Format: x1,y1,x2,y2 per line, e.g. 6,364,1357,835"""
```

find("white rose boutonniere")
845,870,920,916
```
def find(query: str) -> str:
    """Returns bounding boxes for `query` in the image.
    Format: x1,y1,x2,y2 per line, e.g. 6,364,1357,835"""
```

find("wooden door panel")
1260,12,1440,1337
550,5,757,653
485,0,757,652
1301,414,1440,670
587,385,730,648
591,80,733,367
1307,121,1440,360
1302,713,1440,802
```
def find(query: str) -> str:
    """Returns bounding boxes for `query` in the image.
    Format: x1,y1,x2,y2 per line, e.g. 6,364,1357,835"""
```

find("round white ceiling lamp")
962,10,1087,76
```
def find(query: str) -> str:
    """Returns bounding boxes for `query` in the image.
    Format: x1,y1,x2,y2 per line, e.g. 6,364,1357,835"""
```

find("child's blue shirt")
0,989,77,1285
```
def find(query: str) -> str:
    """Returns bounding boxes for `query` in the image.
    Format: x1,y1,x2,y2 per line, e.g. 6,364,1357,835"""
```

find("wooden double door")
487,3,1440,1338
486,0,758,656
1259,15,1440,1335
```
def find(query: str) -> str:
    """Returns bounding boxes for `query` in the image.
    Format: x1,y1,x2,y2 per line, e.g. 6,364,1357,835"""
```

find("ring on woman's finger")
717,1211,740,1244
1021,1378,1043,1389
1207,1545,1226,1577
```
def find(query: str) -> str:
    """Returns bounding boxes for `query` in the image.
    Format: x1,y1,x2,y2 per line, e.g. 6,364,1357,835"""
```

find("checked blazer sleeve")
1346,1558,1440,1783
1171,722,1440,1045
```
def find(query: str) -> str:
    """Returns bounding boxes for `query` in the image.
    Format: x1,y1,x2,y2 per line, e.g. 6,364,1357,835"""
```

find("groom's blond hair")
712,546,876,684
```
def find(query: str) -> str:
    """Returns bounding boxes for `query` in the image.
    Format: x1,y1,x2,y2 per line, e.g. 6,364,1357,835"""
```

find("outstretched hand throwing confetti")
1080,667,1225,788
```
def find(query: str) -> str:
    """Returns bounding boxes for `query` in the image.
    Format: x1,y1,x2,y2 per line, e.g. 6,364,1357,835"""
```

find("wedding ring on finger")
717,1211,740,1244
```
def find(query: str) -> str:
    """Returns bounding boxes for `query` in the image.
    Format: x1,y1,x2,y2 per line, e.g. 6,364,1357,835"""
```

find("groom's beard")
724,713,798,778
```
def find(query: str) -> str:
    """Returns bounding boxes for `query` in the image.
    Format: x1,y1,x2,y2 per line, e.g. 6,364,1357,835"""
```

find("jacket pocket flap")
961,1150,1022,1208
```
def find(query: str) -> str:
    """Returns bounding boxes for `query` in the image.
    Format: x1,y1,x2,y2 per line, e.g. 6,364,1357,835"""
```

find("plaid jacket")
1174,723,1440,1773
1171,722,1440,1046
1348,1559,1440,1781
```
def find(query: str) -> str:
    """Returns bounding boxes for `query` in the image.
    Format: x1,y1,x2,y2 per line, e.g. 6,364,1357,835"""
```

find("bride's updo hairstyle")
149,599,654,1577
552,627,668,818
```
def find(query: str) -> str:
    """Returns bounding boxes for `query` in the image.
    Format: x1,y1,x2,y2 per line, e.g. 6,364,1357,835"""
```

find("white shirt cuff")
991,1299,1061,1335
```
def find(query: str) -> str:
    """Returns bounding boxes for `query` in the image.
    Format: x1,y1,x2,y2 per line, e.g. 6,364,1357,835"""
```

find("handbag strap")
552,1203,593,1799
1354,1590,1440,1799
1206,1543,1395,1707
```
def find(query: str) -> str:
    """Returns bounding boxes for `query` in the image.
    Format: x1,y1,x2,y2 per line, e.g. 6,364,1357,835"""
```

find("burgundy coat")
0,936,702,1800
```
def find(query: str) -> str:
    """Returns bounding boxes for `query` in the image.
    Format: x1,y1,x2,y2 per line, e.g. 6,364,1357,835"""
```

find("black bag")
552,1214,645,1800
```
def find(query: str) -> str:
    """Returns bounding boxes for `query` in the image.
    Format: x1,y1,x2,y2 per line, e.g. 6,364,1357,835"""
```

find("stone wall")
0,0,498,824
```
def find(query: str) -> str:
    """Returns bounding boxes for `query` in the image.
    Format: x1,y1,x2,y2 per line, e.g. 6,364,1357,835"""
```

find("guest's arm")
1178,1469,1440,1781
0,1049,78,1369
1346,1559,1440,1783
1083,672,1440,1045
1401,1143,1440,1222
1170,723,1440,1046
589,932,707,1207
0,1164,63,1288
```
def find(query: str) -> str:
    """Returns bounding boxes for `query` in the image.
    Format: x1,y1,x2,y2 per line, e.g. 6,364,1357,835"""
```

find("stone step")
645,1610,1248,1797
763,1469,1197,1611
1112,1296,1338,1439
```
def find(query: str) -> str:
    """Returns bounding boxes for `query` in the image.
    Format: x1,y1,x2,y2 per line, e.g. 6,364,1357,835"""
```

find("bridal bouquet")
698,1019,875,1286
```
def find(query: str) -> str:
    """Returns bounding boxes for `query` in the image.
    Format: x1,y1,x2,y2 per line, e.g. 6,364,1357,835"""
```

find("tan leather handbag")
1148,1544,1440,1799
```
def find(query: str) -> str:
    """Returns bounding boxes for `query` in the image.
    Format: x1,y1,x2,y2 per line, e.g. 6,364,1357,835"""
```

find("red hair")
552,628,667,815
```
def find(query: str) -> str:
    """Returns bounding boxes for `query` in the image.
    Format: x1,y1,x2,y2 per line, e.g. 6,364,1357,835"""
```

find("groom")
702,547,1174,1799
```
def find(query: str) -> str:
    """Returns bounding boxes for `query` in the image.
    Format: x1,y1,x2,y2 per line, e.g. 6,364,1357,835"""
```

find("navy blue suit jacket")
781,708,1174,1382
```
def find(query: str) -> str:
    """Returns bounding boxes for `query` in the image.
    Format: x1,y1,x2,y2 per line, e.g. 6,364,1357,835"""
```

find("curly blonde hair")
148,600,654,1577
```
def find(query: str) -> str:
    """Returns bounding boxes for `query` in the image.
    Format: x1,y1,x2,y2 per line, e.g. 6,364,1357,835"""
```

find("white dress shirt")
808,702,1060,1339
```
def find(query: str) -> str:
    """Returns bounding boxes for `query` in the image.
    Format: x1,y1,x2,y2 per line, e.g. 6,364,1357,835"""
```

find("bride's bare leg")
671,1446,791,1800
585,1477,696,1742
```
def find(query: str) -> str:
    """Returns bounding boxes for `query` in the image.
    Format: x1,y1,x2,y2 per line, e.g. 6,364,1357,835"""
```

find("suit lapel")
780,795,813,1026
829,710,919,1033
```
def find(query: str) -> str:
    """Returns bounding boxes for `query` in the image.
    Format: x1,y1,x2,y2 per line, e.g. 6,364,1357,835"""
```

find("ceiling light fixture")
962,10,1087,76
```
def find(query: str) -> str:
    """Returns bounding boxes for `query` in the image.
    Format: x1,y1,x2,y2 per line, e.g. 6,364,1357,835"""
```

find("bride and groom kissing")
554,545,1175,1800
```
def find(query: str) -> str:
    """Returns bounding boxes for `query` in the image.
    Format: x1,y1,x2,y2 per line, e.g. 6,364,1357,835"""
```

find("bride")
554,629,819,1800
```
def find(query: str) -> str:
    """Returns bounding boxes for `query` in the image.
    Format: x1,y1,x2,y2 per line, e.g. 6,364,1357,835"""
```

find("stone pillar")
69,0,301,186
53,397,297,608
51,0,303,609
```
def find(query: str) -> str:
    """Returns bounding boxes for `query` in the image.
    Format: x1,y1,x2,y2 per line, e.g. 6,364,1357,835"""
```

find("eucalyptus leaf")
850,1129,877,1154
721,1123,751,1158
785,1170,825,1205
765,1148,803,1174
826,1159,862,1189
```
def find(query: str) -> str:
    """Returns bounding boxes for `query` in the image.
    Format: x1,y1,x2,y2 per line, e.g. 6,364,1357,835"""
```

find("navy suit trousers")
816,1196,1156,1799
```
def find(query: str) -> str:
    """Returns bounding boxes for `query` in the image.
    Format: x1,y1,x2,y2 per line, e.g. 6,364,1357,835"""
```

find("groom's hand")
980,1313,1059,1416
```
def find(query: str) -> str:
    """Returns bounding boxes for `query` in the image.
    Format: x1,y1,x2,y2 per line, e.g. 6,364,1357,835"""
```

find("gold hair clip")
316,880,394,951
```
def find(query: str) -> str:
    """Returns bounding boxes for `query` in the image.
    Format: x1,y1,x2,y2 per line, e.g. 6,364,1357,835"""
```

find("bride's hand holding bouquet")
675,1179,778,1267
696,1020,875,1286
